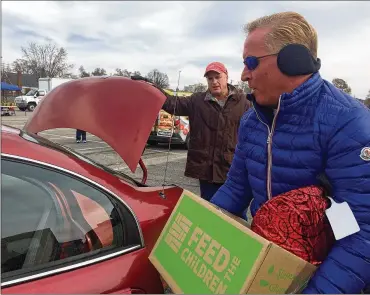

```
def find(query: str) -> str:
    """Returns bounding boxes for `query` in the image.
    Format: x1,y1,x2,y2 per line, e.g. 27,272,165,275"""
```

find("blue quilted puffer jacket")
210,73,370,293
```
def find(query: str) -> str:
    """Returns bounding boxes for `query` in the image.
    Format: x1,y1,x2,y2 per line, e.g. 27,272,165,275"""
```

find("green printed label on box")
152,194,264,294
258,265,311,293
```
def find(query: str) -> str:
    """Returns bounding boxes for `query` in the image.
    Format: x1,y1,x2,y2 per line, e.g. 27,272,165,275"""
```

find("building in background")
1,71,38,93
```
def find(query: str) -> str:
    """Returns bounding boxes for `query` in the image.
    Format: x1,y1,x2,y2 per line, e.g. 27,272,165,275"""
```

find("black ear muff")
277,44,321,76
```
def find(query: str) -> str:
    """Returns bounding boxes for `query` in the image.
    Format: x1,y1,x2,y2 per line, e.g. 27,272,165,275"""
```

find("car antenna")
160,70,181,199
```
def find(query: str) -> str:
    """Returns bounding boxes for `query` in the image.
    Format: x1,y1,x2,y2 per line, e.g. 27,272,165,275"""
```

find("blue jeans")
199,180,223,201
76,129,86,141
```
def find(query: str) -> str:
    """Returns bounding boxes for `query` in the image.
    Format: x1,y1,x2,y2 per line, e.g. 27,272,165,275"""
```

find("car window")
1,158,142,283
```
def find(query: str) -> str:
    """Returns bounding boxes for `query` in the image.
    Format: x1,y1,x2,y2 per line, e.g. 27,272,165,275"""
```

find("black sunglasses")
243,53,277,71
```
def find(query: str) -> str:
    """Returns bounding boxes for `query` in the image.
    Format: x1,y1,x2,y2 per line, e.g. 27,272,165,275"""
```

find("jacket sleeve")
162,94,194,116
210,111,254,217
302,107,370,294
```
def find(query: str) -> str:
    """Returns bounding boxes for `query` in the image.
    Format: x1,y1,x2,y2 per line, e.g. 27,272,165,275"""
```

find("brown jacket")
162,85,251,183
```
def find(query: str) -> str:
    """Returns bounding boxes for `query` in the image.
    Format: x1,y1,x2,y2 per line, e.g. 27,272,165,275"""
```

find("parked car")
147,89,191,149
148,109,190,149
1,76,184,294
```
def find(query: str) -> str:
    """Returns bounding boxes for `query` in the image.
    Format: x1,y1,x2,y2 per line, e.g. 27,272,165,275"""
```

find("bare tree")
237,81,251,94
113,68,142,77
12,58,33,74
91,67,107,76
194,83,207,92
146,69,169,89
1,61,13,78
114,68,125,76
1,62,13,73
79,65,90,78
12,41,74,78
183,85,192,92
114,68,130,77
332,78,352,95
184,83,207,93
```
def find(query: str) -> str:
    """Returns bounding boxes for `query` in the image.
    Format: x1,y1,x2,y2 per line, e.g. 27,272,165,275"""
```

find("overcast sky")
2,1,370,98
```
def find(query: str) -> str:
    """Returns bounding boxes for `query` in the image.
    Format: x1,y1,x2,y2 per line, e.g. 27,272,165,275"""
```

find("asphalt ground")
1,110,200,195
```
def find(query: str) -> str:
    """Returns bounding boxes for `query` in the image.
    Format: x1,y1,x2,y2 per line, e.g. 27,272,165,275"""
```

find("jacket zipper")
252,96,282,200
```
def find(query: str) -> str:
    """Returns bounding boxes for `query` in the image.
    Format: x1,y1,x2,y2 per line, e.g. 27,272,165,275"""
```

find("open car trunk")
23,76,167,172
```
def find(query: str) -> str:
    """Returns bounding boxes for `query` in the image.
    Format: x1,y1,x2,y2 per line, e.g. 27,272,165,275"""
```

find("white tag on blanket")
325,197,360,240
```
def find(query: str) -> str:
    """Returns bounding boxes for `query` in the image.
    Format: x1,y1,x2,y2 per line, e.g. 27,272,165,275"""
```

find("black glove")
131,75,167,96
130,75,153,83
316,173,333,197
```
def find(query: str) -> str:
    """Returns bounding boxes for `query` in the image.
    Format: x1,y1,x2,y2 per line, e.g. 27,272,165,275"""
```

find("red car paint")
24,76,166,173
1,77,184,294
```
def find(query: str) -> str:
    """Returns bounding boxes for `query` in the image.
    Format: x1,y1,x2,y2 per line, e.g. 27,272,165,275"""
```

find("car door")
1,156,163,294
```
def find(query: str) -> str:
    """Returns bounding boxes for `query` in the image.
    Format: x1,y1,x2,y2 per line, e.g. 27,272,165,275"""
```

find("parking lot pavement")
1,110,200,194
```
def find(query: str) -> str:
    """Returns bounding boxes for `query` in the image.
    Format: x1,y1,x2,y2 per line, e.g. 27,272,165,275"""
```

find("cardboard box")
149,190,317,294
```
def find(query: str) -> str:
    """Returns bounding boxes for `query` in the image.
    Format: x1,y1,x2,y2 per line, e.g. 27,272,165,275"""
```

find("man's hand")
130,75,153,84
130,75,168,96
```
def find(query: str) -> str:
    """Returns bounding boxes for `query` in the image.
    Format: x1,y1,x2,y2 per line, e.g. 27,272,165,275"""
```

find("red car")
1,77,183,294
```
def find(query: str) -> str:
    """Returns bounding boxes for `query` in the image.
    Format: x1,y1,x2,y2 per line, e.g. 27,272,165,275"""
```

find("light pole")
176,70,182,93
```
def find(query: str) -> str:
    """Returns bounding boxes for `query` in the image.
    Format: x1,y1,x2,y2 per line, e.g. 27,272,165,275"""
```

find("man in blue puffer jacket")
210,11,370,293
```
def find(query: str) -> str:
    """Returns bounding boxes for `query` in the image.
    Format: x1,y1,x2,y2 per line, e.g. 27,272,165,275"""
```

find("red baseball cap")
204,62,228,77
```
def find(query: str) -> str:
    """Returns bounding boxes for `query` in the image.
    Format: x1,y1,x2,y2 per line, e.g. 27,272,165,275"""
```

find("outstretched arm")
131,74,193,116
162,94,194,116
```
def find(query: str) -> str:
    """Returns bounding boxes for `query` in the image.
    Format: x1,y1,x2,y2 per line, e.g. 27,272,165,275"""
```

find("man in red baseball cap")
159,62,251,200
204,61,228,76
203,62,229,107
